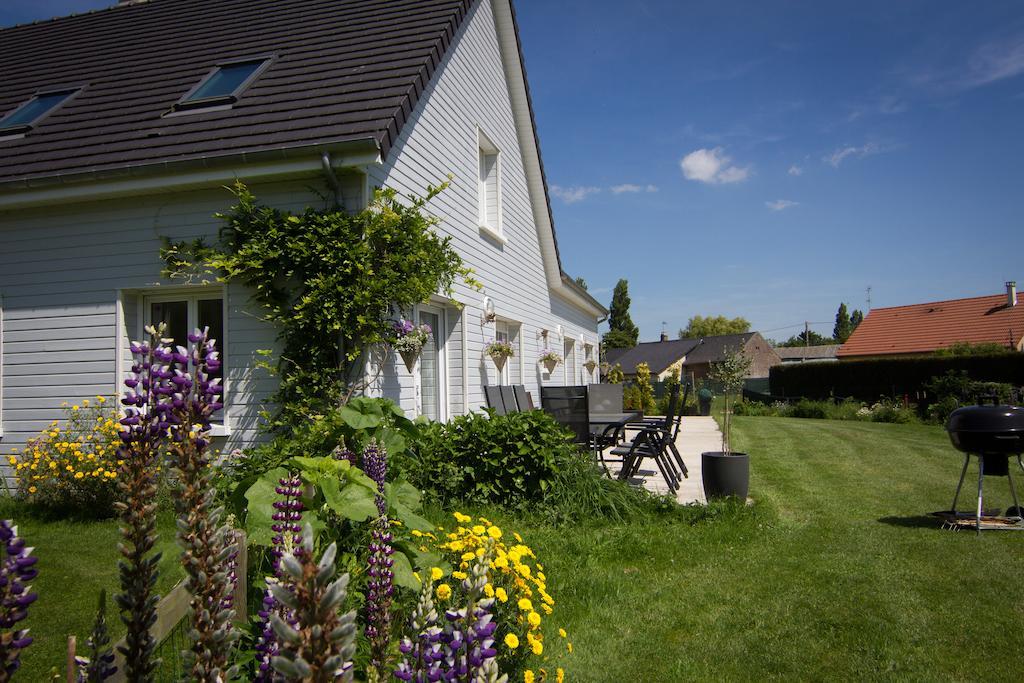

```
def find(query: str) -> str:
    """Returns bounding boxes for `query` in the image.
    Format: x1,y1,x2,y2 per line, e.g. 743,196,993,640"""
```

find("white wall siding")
366,0,600,416
0,180,331,467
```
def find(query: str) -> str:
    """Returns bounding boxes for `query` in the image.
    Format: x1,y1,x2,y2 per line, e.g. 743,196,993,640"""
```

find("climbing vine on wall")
161,180,478,431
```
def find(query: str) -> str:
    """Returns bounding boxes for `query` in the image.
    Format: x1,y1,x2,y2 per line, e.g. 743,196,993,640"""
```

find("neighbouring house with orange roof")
838,282,1024,359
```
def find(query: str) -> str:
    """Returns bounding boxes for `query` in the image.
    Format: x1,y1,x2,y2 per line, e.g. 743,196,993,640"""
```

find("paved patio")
603,416,724,505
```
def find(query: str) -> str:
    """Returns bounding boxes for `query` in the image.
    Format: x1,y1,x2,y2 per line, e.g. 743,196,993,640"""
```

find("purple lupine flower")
332,441,358,467
394,574,443,682
366,515,395,676
254,472,304,682
0,520,37,679
362,439,387,515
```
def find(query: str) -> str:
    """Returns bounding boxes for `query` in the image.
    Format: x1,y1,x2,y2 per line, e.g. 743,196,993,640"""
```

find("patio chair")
630,383,691,479
588,383,623,413
609,385,683,491
540,385,591,447
513,385,534,411
500,385,519,414
484,385,508,416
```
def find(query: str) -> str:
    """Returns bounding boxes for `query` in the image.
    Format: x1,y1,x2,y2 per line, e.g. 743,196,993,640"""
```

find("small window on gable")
0,88,78,135
174,57,271,111
478,129,502,238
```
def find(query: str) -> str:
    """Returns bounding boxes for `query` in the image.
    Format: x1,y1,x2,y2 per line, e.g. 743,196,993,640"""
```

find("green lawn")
0,501,183,681
515,417,1024,681
8,417,1024,681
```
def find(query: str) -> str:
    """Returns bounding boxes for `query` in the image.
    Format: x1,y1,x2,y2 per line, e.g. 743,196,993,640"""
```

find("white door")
415,306,446,421
495,321,510,385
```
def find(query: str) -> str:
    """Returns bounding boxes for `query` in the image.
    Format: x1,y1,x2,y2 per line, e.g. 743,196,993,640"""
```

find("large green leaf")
244,467,288,546
339,398,384,429
390,550,418,590
327,482,379,522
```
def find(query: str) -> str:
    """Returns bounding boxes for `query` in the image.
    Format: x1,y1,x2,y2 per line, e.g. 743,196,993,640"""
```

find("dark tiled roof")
772,344,839,361
0,0,473,184
604,339,700,375
680,333,756,365
838,292,1024,357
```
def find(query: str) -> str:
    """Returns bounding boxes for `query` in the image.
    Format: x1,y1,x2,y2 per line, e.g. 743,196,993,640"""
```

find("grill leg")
1007,468,1022,520
976,456,985,535
951,454,970,513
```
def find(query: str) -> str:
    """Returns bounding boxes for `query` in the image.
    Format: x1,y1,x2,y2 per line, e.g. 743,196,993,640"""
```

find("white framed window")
142,289,229,435
477,128,503,241
563,338,575,386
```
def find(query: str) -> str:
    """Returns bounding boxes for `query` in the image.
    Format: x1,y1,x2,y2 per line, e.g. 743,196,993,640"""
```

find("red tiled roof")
838,292,1024,358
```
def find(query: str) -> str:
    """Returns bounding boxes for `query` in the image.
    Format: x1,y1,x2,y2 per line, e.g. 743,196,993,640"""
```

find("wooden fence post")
232,529,248,623
65,635,76,683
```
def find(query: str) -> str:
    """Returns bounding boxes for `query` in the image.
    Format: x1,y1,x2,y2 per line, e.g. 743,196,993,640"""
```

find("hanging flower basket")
539,349,562,374
485,340,515,373
584,359,597,373
390,318,431,373
399,349,420,373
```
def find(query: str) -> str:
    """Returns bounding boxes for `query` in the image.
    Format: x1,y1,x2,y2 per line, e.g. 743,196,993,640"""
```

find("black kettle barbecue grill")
944,404,1024,532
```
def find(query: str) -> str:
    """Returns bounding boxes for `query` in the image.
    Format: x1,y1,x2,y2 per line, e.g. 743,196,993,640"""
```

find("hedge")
769,354,1024,401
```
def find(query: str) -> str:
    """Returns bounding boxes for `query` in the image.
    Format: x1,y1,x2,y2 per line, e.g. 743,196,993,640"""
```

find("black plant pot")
701,451,749,500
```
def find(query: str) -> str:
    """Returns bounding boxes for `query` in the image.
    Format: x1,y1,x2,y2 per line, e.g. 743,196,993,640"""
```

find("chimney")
660,321,668,343
1008,281,1017,307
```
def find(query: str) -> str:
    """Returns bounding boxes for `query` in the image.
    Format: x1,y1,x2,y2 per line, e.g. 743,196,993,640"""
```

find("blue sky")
4,1,1023,342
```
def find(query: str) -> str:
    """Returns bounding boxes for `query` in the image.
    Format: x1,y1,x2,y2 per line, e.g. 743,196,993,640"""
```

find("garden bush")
732,397,918,424
9,397,122,516
408,410,579,509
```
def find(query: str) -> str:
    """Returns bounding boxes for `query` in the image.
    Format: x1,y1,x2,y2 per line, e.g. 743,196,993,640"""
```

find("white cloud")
766,199,799,211
824,141,882,167
679,147,751,184
788,165,803,176
905,32,1024,93
610,183,659,194
550,185,601,204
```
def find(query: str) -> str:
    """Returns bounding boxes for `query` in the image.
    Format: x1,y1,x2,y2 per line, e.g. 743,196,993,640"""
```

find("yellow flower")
27,486,37,494
6,457,15,466
97,396,107,403
452,571,467,581
471,525,486,536
567,642,573,654
493,556,509,570
461,551,476,562
435,584,452,601
559,628,567,639
504,633,519,649
556,668,565,683
531,639,543,656
72,405,79,411
453,512,472,523
487,526,502,540
495,587,508,603
74,472,84,479
524,670,534,683
517,598,532,612
527,611,541,628
484,584,495,598
430,567,444,581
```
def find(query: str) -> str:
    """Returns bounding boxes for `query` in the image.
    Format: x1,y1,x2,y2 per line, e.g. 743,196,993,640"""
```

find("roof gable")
0,0,473,185
838,292,1024,357
605,339,700,375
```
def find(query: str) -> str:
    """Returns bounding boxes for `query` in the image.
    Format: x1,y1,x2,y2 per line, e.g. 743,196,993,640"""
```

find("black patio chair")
630,383,691,479
500,386,519,414
609,385,683,491
540,385,590,448
484,385,508,416
513,385,534,411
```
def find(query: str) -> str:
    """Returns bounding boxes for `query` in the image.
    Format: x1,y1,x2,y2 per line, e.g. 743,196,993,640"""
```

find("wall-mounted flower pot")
491,354,509,372
701,451,749,500
543,359,558,374
399,349,420,373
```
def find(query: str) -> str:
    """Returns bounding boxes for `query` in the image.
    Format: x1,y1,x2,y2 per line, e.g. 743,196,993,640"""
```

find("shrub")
634,363,657,415
9,398,122,516
922,370,1014,424
789,399,829,420
409,410,578,509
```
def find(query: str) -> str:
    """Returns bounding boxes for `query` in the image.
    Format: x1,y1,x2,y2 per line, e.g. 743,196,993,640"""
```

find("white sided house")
0,0,606,464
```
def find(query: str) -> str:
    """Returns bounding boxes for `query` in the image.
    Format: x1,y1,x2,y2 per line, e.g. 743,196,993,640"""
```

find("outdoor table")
589,411,642,475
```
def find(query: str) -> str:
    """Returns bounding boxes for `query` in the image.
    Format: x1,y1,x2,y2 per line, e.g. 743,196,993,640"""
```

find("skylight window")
0,89,77,134
175,57,271,110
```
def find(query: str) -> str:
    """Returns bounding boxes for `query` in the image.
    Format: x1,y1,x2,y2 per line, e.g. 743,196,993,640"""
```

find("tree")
679,315,750,339
833,303,853,342
776,330,837,347
707,347,753,454
603,279,639,349
850,309,864,331
573,276,588,290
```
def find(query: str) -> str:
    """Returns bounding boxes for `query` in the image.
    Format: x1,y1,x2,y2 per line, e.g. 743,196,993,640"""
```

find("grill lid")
946,405,1024,434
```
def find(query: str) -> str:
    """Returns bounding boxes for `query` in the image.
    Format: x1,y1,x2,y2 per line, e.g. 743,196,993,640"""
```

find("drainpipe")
321,151,343,208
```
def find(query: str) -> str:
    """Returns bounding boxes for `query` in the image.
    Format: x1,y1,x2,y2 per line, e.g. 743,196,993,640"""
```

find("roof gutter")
0,137,381,211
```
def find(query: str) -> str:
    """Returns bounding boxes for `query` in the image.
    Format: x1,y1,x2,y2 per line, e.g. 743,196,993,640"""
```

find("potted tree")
391,318,431,372
485,339,515,373
701,348,752,500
